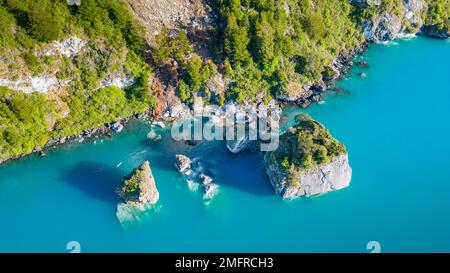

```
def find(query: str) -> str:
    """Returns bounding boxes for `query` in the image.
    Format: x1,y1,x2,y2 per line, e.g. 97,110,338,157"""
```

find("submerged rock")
147,129,161,142
357,61,369,67
264,114,352,199
202,183,219,200
175,154,192,173
117,161,159,207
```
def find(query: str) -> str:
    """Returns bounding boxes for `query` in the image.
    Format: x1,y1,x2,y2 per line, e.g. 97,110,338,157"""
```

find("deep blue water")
0,37,449,252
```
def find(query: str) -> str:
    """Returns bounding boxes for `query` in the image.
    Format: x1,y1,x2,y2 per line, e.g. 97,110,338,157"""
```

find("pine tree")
224,14,251,65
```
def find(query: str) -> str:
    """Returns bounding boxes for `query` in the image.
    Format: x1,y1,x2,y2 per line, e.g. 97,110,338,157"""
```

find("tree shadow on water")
61,161,124,204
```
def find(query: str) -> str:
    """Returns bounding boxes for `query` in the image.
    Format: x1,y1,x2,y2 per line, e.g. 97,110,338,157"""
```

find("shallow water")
1,37,449,252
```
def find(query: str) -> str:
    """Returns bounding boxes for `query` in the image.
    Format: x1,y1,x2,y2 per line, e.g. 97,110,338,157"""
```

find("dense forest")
153,0,450,106
154,0,363,104
0,0,154,159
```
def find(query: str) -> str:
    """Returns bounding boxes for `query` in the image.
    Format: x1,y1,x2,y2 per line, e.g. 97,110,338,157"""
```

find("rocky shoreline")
0,110,152,165
276,40,369,108
2,0,449,166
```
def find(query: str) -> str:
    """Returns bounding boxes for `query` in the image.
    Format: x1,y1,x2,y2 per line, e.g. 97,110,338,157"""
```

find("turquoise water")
1,37,450,252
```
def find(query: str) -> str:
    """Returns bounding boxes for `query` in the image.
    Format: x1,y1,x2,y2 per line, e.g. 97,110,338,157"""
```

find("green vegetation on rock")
425,0,450,32
213,0,363,102
121,168,143,197
0,86,57,158
270,114,346,174
0,0,154,160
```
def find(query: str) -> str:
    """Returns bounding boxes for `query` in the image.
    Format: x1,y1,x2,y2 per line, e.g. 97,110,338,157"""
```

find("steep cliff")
351,0,449,42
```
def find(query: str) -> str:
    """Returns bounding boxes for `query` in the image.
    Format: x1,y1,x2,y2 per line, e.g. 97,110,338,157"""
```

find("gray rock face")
353,0,429,42
403,0,428,27
362,12,403,42
175,155,220,200
265,154,352,199
175,154,192,173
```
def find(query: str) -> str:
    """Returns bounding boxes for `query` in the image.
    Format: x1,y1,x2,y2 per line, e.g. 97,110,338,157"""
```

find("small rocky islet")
264,114,352,198
116,161,159,223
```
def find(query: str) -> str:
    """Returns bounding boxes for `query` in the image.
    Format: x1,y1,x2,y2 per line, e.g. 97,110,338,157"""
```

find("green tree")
178,80,191,102
186,54,203,91
254,13,277,73
28,2,65,42
172,30,193,62
153,27,171,65
224,14,251,65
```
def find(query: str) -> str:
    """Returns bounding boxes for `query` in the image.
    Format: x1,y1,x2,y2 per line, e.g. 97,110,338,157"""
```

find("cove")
0,36,449,252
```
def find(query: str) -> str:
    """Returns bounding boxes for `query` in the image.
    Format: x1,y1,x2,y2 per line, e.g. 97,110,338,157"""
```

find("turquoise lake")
0,37,449,253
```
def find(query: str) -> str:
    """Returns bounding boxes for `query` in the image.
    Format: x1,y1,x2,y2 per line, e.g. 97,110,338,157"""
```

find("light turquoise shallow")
0,37,449,252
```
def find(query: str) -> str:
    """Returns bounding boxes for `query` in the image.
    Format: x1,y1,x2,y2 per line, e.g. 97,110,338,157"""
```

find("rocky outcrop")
100,76,135,89
175,154,192,173
42,37,87,58
404,0,428,28
115,161,160,224
175,154,219,200
421,24,450,39
351,0,432,43
117,161,159,207
0,76,60,94
263,114,352,199
361,12,404,42
109,121,124,133
265,153,352,199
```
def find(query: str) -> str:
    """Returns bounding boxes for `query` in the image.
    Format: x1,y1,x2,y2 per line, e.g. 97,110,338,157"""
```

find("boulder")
175,154,192,173
110,121,124,133
200,173,213,185
202,183,219,200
